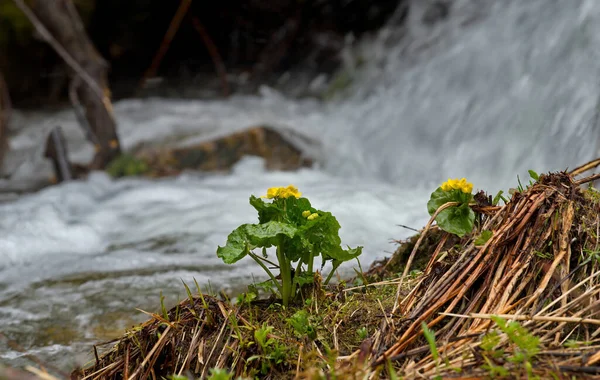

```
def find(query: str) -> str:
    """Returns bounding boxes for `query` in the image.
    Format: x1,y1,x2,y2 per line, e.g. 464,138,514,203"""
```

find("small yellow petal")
261,187,282,198
283,185,302,198
302,210,311,218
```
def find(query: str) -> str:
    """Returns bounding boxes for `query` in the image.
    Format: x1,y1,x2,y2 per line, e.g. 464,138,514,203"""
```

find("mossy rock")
133,126,316,177
105,153,150,178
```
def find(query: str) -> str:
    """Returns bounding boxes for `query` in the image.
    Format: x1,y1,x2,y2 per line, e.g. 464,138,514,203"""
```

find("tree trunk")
28,0,121,170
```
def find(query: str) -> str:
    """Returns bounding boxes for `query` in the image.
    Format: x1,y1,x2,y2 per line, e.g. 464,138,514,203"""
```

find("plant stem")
248,251,282,294
324,261,340,285
290,260,304,298
254,253,279,268
276,200,292,306
276,237,292,306
307,249,314,275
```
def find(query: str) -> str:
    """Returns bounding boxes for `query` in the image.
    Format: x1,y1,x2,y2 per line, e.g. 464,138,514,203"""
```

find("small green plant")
247,323,288,375
513,169,540,194
490,316,540,379
534,250,553,259
409,269,423,278
422,322,443,380
166,375,191,380
480,330,509,378
427,178,475,237
386,359,401,380
564,339,592,349
217,185,362,306
474,230,493,246
207,368,236,380
357,326,368,340
287,309,317,340
492,190,508,205
253,323,274,351
582,248,600,265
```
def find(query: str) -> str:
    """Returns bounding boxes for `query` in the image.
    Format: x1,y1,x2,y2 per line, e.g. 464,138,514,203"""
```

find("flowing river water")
1,0,600,372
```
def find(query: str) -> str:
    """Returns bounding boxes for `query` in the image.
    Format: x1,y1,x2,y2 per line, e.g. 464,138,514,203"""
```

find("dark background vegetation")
0,0,406,108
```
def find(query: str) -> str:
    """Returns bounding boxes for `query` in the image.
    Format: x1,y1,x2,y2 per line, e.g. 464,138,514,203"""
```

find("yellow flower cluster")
440,178,473,194
302,210,319,220
262,185,302,199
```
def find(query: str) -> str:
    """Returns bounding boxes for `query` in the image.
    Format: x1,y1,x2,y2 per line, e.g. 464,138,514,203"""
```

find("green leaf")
283,196,313,224
251,279,278,294
249,195,284,223
287,310,316,340
422,322,439,362
245,221,297,247
528,170,539,181
481,330,501,352
427,188,473,216
254,323,274,350
216,224,252,264
434,203,475,237
492,190,505,206
301,212,341,254
207,368,234,380
324,246,363,263
474,230,493,246
293,272,315,287
216,222,297,264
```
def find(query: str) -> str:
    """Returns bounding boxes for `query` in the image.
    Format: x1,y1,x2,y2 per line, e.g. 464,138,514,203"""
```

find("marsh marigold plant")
217,185,362,306
427,178,475,237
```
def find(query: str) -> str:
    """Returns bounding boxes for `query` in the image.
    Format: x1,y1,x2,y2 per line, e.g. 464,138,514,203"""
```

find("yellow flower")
264,187,281,198
280,185,302,198
307,213,319,221
440,179,455,192
302,210,312,218
440,178,473,194
458,178,473,193
261,185,302,199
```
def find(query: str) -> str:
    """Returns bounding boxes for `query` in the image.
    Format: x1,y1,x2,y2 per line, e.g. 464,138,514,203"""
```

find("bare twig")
191,16,230,97
440,312,600,326
138,0,192,91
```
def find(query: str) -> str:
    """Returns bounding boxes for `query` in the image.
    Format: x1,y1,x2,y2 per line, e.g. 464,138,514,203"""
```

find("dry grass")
366,168,600,379
73,160,600,379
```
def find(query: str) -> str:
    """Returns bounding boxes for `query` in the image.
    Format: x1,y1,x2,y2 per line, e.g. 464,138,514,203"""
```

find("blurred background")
1,0,600,373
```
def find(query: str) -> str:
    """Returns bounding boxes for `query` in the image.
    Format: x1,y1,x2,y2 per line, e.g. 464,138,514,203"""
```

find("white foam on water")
0,160,427,285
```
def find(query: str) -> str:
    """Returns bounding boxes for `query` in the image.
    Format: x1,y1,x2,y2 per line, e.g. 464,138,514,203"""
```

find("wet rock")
133,125,316,177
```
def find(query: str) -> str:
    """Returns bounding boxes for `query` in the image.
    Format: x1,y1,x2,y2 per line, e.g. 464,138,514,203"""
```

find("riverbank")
65,165,600,379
